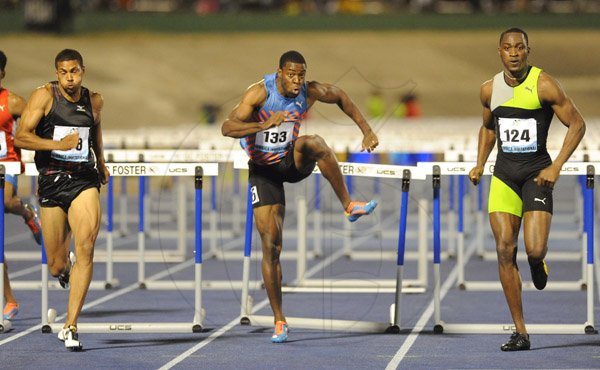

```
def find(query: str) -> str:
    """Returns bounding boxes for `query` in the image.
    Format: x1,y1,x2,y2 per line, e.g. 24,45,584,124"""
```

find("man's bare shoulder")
242,80,267,105
28,84,53,105
90,91,103,110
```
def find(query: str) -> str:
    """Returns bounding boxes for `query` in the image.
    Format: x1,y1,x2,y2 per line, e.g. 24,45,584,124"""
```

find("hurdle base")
12,279,121,291
434,322,596,334
460,280,586,291
282,286,426,294
43,322,207,334
479,250,582,262
245,314,391,333
140,280,264,290
284,278,426,294
0,319,13,333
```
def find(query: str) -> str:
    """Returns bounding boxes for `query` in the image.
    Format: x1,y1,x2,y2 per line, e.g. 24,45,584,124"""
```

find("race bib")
498,117,538,153
51,126,90,162
254,121,295,153
0,131,7,159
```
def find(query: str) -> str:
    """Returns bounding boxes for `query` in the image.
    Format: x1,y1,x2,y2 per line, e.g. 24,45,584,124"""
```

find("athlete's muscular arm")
469,80,496,186
91,92,109,184
8,91,26,117
14,85,79,151
535,72,586,187
222,82,286,138
307,81,378,153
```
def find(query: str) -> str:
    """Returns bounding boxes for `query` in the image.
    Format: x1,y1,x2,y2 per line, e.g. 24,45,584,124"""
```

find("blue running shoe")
271,321,289,343
3,302,19,321
24,204,42,245
345,200,378,222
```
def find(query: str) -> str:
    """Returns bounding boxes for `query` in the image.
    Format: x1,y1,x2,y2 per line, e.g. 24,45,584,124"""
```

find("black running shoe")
501,332,530,351
58,252,75,289
530,260,548,290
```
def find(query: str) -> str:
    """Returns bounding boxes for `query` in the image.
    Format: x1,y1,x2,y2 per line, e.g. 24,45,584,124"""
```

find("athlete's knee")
496,240,517,265
300,135,331,159
3,196,22,214
48,257,68,277
525,245,546,262
258,228,280,255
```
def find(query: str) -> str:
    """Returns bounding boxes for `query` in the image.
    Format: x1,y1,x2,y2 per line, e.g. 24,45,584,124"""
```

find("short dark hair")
279,50,306,69
499,27,529,46
55,49,84,69
0,50,6,72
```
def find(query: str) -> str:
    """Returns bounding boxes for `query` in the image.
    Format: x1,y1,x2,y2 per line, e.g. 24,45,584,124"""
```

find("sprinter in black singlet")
469,28,585,351
15,49,109,351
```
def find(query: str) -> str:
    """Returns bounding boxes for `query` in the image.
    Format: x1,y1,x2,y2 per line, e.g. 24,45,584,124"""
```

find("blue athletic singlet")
241,73,308,165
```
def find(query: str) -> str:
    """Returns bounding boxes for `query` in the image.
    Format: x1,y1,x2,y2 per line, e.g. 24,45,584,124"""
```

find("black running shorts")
248,146,314,208
38,171,100,213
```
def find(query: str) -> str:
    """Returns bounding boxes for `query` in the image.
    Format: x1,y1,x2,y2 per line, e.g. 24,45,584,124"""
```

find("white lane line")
385,237,478,370
159,247,348,370
8,265,41,279
0,258,195,346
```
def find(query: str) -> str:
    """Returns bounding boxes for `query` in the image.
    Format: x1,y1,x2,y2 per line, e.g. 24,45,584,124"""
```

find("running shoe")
345,200,378,222
500,332,530,351
58,251,76,289
3,302,19,321
530,260,548,290
271,321,289,343
23,204,42,245
58,325,83,351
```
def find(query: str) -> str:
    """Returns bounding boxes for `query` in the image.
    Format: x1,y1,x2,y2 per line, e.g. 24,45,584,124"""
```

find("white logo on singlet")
534,197,546,205
76,105,86,112
295,101,303,109
0,105,5,112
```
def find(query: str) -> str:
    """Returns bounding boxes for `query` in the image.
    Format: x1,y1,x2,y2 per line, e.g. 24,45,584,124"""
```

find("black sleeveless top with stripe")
488,66,554,182
34,81,98,175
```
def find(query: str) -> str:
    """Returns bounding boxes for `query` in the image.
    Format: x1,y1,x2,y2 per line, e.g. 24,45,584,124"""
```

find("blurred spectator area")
1,0,598,13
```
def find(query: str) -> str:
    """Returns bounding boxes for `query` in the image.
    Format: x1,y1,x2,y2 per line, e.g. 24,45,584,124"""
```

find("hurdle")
238,163,426,333
421,162,596,335
445,149,588,263
0,162,22,333
287,162,428,292
41,163,213,334
426,160,590,292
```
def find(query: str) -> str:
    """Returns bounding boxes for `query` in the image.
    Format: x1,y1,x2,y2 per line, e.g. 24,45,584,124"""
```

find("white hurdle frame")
445,149,587,264
40,163,216,334
287,163,428,293
419,161,596,335
238,162,427,333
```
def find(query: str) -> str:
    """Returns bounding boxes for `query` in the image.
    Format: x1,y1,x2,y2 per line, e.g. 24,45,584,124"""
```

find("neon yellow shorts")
488,175,522,217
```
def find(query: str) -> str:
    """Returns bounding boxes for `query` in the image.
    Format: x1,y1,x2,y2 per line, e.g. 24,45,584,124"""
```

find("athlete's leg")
490,211,527,334
523,211,551,264
5,179,42,245
40,207,71,279
64,188,101,327
294,135,351,209
3,181,29,218
3,259,16,304
254,204,286,323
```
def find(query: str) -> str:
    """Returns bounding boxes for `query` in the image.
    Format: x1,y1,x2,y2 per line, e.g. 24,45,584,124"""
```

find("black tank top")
34,81,97,175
